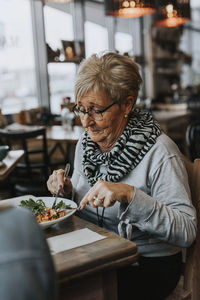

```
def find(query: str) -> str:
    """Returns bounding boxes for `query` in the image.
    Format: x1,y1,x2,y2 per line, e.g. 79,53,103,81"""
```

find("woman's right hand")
47,169,72,197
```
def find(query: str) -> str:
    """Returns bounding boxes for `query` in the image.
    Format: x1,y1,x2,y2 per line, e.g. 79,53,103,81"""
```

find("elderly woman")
47,52,196,300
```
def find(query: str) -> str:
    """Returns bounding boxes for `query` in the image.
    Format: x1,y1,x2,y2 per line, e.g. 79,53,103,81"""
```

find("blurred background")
0,0,200,157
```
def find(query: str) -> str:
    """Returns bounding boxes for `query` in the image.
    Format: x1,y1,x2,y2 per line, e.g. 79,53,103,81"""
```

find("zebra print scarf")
82,108,161,186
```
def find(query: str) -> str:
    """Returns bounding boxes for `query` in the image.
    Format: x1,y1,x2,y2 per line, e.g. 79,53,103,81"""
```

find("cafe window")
85,21,109,58
180,3,200,88
43,5,76,114
0,0,38,115
115,32,133,55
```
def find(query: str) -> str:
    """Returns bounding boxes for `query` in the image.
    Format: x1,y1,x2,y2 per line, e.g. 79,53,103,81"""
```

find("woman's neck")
98,118,129,153
99,142,116,153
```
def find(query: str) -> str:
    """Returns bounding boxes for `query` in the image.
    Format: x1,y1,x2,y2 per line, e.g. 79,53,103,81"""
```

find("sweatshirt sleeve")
118,155,197,248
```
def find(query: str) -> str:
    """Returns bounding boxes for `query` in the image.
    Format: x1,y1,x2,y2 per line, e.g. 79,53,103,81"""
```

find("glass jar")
61,107,74,131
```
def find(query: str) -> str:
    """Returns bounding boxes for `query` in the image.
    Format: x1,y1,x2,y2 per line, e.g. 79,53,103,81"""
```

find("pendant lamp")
105,0,155,18
44,0,72,3
154,0,191,27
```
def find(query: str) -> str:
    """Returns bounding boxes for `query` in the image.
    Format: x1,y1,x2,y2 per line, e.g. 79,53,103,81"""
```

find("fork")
52,163,71,209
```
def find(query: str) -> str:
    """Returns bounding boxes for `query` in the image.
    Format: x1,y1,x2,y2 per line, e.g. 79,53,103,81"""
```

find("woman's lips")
89,131,101,135
88,129,102,134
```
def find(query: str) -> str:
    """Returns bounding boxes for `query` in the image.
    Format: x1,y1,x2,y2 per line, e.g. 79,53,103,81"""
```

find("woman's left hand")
79,180,134,210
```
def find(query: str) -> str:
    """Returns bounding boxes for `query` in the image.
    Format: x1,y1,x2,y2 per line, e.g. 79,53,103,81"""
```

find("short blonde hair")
75,52,143,105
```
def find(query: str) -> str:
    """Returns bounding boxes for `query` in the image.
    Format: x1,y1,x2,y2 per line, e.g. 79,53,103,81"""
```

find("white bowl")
0,195,77,229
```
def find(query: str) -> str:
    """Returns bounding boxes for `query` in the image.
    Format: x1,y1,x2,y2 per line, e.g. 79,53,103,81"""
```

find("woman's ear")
125,96,135,115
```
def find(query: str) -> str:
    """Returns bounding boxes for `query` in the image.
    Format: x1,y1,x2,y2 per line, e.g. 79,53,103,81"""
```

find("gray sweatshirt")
71,132,197,257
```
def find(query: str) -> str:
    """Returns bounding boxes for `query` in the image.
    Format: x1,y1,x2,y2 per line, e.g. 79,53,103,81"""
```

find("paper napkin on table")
47,228,106,255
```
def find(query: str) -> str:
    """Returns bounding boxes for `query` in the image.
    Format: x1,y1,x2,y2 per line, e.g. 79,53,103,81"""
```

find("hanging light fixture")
44,0,72,3
105,0,155,18
154,0,191,27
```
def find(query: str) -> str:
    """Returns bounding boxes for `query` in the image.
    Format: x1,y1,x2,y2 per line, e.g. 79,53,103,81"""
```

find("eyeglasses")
72,102,117,121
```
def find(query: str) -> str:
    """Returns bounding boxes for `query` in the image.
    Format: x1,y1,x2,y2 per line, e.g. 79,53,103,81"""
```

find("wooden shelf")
48,57,83,64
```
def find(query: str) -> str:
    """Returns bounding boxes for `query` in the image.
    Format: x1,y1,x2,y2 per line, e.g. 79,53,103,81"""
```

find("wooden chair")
165,156,200,300
0,127,50,196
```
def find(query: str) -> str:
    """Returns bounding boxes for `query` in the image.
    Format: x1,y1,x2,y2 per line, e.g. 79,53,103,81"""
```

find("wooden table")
46,125,84,168
152,110,191,154
0,194,138,299
46,125,83,143
0,150,24,181
2,124,83,172
46,215,138,300
152,110,191,135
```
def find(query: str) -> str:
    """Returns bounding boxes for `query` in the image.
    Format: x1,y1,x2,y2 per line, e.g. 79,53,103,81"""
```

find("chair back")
186,121,200,161
166,156,200,300
182,156,200,300
0,127,49,181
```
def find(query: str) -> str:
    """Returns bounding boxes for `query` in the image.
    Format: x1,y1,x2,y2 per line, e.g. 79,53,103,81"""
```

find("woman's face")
78,90,132,151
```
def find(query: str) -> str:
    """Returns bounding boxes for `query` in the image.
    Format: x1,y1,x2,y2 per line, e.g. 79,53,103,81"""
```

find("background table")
46,125,83,143
46,125,84,171
0,150,24,181
47,215,138,300
152,110,191,154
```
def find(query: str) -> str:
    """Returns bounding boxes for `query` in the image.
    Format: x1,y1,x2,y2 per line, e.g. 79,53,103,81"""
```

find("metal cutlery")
52,163,71,209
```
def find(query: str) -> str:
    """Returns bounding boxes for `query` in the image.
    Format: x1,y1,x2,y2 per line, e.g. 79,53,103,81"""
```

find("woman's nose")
81,114,95,128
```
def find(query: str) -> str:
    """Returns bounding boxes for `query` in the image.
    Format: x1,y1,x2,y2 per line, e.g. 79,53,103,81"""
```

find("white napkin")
47,228,106,255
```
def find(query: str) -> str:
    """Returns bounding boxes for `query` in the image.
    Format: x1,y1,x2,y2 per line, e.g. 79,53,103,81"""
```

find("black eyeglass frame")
72,102,117,120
